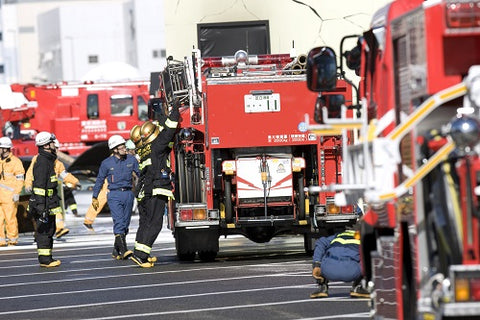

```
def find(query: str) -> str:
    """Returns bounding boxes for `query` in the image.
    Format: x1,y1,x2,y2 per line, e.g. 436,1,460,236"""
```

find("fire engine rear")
151,50,359,261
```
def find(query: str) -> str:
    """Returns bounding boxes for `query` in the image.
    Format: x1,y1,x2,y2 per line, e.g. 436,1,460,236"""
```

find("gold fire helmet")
140,121,160,144
130,125,143,147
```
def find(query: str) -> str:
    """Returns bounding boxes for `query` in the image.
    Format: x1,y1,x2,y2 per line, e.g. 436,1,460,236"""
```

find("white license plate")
244,93,281,113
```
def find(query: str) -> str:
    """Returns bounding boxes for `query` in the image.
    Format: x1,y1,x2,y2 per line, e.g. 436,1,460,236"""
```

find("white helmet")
125,139,135,150
54,139,60,148
0,136,13,149
35,131,55,146
108,135,126,150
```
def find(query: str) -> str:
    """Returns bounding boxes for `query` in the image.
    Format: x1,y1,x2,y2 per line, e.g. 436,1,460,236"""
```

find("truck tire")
198,250,217,262
177,252,196,261
224,177,233,223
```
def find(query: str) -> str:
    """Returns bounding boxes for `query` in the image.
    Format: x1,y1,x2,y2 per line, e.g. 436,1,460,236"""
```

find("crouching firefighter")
310,225,370,299
91,135,140,260
130,97,179,268
28,131,63,268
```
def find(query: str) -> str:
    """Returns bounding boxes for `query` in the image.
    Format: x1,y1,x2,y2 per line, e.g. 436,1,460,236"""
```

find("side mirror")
314,94,345,124
306,46,337,92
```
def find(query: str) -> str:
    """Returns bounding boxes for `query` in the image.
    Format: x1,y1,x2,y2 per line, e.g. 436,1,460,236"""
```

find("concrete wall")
163,0,391,64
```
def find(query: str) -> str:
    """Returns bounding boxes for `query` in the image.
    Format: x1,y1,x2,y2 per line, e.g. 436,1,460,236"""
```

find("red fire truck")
150,50,359,261
7,81,150,156
304,0,480,318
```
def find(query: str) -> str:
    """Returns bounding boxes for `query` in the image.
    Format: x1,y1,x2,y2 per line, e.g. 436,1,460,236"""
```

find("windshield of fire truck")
137,96,148,121
111,94,134,116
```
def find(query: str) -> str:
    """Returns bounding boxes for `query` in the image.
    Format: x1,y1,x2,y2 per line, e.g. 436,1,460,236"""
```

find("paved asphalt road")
0,212,371,320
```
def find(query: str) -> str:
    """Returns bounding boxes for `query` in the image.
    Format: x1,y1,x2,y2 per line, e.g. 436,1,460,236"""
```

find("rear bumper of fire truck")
312,203,359,227
174,203,220,228
442,302,480,318
442,265,480,318
419,265,480,319
173,203,220,253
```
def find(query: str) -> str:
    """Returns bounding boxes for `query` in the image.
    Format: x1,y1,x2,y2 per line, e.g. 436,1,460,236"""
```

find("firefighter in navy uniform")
130,98,179,267
28,131,62,268
91,135,140,260
310,225,370,299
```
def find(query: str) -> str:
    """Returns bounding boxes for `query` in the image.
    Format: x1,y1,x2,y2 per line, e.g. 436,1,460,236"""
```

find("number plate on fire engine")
244,93,281,113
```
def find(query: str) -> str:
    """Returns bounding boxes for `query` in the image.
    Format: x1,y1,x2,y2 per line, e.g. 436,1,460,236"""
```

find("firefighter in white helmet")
27,131,62,267
25,138,80,239
91,135,139,260
0,136,25,247
130,97,179,267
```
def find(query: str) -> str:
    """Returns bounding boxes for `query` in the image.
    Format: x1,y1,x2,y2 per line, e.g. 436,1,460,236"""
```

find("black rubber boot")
112,235,122,259
350,277,370,298
310,279,329,299
119,234,133,259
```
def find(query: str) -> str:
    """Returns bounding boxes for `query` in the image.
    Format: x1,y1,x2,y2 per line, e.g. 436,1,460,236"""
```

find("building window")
0,32,2,41
88,55,98,64
0,65,4,74
153,49,166,58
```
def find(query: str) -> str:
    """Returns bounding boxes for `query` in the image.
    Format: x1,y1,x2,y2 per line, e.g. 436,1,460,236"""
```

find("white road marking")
0,285,369,317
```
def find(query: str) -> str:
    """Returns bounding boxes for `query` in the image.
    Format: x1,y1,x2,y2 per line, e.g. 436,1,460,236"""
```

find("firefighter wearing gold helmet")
129,125,143,148
129,98,180,268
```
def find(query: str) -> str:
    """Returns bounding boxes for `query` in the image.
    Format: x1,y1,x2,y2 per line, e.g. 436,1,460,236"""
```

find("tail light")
327,202,341,214
325,198,341,214
222,160,236,175
446,1,480,28
455,278,480,301
178,205,209,221
180,208,193,221
193,208,207,220
451,265,480,302
292,157,306,172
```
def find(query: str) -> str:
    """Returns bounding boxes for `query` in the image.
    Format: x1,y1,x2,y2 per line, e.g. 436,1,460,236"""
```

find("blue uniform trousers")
107,190,134,234
320,254,362,282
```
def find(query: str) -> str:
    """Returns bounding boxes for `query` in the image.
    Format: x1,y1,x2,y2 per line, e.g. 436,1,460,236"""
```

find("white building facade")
0,0,166,83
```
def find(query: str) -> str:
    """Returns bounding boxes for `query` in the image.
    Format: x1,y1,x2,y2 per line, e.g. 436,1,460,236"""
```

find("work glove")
12,194,19,202
173,97,180,109
25,186,32,193
92,198,99,211
39,210,49,224
312,266,324,281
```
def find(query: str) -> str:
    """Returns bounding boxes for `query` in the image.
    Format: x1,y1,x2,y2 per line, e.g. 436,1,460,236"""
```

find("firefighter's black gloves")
39,210,49,224
173,97,181,110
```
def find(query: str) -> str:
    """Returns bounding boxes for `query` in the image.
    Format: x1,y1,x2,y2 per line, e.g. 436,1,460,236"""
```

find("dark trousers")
134,195,166,259
63,187,77,208
35,215,56,263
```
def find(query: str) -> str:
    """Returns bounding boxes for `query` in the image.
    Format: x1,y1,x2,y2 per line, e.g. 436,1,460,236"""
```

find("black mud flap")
175,227,220,257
